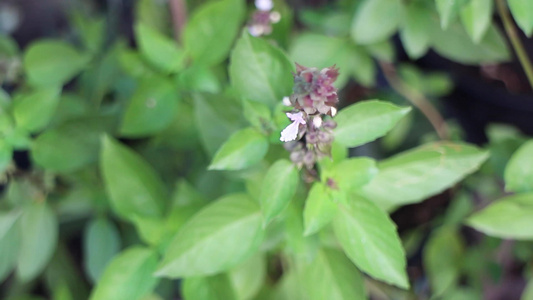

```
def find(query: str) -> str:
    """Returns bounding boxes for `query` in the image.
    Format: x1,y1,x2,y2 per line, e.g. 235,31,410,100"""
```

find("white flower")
280,112,306,142
255,0,273,11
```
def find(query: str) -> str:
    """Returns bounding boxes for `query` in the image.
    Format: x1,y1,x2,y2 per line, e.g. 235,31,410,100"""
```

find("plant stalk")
169,0,187,42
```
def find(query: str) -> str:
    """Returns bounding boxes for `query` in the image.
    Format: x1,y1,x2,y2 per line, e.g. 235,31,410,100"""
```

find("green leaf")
229,254,265,300
466,193,533,239
23,40,90,87
17,202,58,282
0,138,12,173
365,40,395,62
83,218,121,283
289,33,375,88
32,117,109,172
183,274,237,300
460,0,493,43
303,183,337,236
504,140,533,193
89,247,159,300
208,128,269,170
361,142,489,211
523,278,533,300
135,23,185,73
0,211,20,282
13,87,61,133
508,0,533,37
430,23,510,64
305,248,366,300
229,31,294,108
400,2,433,59
351,0,403,45
242,99,273,132
435,0,468,29
334,100,411,148
184,0,244,66
423,226,463,296
259,159,299,225
330,157,378,193
119,76,179,137
333,196,409,289
100,136,167,220
155,194,263,277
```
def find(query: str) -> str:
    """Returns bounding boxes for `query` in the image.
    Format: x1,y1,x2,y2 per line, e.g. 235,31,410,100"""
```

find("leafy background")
0,0,533,299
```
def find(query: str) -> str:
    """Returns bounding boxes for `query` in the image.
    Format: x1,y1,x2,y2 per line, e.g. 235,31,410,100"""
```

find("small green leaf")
260,159,299,224
23,40,90,87
209,128,269,170
184,0,244,66
100,136,167,220
17,202,58,282
32,117,108,172
89,247,159,300
334,100,411,148
0,138,12,173
119,76,179,137
135,23,185,73
303,183,337,236
504,140,533,193
361,142,489,211
84,218,121,283
435,0,468,29
424,227,463,296
333,196,409,289
0,211,20,282
400,2,433,59
351,0,403,45
305,248,366,300
508,0,533,37
13,87,61,133
156,194,263,277
460,0,493,43
229,254,265,300
183,274,237,300
331,157,378,193
242,99,272,132
229,31,294,108
466,193,533,239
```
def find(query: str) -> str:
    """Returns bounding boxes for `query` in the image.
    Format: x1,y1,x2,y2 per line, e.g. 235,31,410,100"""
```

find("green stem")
496,0,533,90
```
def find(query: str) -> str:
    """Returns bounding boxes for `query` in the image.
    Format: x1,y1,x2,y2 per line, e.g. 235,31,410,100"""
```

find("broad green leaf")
274,269,309,300
131,216,167,247
89,247,159,300
229,254,265,300
466,193,533,239
435,0,468,29
0,211,20,282
0,138,12,173
460,0,493,43
17,202,58,282
285,202,320,259
303,183,337,236
177,66,221,93
504,140,533,193
100,136,167,220
83,218,121,283
183,274,237,300
423,226,463,296
361,142,489,211
32,117,108,172
334,100,411,148
430,23,510,64
289,33,375,88
305,248,366,300
400,2,433,59
351,0,403,45
508,0,533,37
184,0,244,66
229,31,294,108
365,40,395,62
135,0,170,33
208,128,268,170
23,40,90,87
330,157,378,193
135,23,185,73
119,76,179,137
259,159,299,224
242,99,273,132
155,194,263,277
13,87,61,133
333,196,409,289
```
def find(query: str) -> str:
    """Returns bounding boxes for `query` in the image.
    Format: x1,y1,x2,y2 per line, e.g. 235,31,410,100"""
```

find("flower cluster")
247,0,281,37
281,64,339,170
